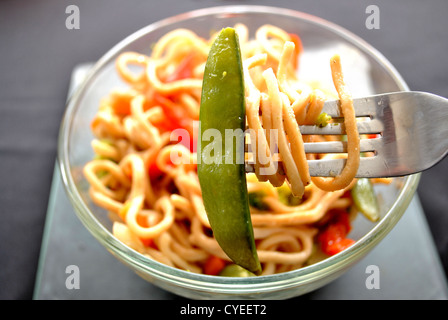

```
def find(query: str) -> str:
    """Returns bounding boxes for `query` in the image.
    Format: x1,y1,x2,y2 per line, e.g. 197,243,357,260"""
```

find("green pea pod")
197,28,261,275
352,178,380,222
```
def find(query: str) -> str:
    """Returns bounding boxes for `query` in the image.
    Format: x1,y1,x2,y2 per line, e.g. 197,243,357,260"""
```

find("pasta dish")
83,24,388,276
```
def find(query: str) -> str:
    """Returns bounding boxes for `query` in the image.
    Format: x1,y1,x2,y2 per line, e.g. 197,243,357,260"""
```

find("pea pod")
352,178,380,222
197,28,261,275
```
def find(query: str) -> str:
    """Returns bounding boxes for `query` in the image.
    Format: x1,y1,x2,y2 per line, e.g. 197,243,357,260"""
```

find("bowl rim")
58,4,421,295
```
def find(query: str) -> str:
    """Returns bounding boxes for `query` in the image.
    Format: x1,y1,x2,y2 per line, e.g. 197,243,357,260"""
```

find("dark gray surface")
1,0,448,300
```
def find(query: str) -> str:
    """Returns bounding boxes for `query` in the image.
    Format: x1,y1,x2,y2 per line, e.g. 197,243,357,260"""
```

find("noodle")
84,24,367,275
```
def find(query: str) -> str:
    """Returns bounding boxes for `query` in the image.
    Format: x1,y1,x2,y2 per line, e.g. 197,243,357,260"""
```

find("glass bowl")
58,5,420,299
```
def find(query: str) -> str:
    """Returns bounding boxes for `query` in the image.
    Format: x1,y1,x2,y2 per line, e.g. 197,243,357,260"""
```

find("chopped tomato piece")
204,255,227,276
318,211,355,256
332,210,352,234
139,237,156,248
109,90,138,116
147,152,174,181
153,94,192,130
152,93,197,152
289,33,303,70
148,161,163,181
324,238,356,256
318,224,346,248
164,53,196,82
136,213,149,228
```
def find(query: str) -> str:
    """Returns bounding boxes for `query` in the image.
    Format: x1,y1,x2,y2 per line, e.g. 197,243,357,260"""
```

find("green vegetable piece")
277,184,302,206
316,112,332,127
248,191,269,210
352,178,380,222
197,27,261,275
219,264,256,277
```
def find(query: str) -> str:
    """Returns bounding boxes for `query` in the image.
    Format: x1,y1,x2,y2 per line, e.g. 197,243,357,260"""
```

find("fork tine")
245,156,385,178
307,156,383,177
322,96,378,117
299,119,384,135
304,138,380,154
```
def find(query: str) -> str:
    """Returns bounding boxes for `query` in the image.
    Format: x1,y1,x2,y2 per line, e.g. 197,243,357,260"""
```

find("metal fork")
246,91,448,178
